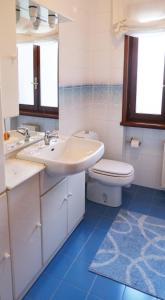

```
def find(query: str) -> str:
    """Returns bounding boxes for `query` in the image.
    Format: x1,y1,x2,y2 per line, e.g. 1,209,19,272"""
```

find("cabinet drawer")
40,170,65,195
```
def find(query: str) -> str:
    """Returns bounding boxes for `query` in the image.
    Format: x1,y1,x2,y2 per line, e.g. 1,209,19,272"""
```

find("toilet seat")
89,159,134,186
90,159,134,176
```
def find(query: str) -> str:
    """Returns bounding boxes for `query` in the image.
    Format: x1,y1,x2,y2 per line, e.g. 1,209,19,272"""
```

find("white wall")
59,0,165,189
59,1,89,135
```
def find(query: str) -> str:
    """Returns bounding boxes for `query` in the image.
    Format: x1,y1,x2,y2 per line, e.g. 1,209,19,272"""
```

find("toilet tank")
73,130,99,140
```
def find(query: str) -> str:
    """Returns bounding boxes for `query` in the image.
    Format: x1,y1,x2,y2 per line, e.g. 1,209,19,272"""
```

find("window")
17,42,59,119
121,34,165,129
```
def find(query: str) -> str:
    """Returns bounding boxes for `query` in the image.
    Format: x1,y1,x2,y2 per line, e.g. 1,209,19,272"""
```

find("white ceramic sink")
17,136,104,175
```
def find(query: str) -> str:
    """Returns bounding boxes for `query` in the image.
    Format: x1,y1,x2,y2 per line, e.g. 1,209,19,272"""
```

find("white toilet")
74,131,134,207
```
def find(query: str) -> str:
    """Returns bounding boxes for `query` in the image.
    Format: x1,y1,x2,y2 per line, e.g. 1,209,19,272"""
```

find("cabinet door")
8,175,42,299
40,170,65,196
0,0,16,57
68,172,85,234
41,179,68,264
0,193,13,300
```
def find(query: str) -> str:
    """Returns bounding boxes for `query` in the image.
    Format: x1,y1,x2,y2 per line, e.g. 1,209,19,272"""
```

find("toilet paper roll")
130,138,140,148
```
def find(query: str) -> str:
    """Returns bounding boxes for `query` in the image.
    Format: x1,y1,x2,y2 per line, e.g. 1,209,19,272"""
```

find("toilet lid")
91,159,134,176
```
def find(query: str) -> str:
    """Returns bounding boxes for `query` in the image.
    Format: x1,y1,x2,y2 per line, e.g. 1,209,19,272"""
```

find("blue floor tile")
128,200,151,214
151,195,165,207
122,286,157,300
83,212,102,228
51,281,87,300
59,225,94,259
121,198,131,209
103,206,120,219
90,276,125,300
64,260,96,291
133,187,155,204
122,190,134,202
96,216,113,233
23,271,61,300
78,228,107,263
149,205,165,219
87,294,103,300
45,252,74,280
86,200,106,216
154,189,165,199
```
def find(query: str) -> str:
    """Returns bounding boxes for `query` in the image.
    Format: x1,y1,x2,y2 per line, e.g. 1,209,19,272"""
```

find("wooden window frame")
19,44,59,119
121,35,165,130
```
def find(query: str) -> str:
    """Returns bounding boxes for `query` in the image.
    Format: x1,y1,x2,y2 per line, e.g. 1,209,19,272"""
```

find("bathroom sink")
17,136,104,175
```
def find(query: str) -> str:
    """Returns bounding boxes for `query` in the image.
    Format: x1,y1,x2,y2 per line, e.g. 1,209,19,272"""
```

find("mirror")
10,0,70,131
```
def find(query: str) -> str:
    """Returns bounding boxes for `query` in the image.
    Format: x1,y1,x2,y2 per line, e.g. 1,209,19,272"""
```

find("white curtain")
112,0,165,34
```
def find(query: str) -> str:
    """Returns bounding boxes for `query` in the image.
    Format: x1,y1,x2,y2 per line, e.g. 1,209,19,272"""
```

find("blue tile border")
59,84,123,89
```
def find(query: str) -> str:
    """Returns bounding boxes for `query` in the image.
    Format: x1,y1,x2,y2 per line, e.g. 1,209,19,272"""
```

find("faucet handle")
44,131,50,145
45,131,50,136
25,128,30,135
24,128,30,142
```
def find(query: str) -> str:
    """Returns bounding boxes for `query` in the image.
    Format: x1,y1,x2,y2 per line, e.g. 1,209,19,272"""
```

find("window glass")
40,42,58,108
136,34,165,115
17,43,34,105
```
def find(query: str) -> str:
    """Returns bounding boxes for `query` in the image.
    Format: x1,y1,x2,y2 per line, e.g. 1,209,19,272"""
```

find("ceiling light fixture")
29,5,38,22
16,8,20,23
33,17,40,30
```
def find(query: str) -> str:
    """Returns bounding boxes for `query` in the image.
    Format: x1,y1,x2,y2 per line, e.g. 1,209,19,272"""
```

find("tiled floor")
23,185,165,300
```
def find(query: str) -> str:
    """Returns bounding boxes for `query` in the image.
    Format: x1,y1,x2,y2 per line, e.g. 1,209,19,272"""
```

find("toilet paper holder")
129,137,141,146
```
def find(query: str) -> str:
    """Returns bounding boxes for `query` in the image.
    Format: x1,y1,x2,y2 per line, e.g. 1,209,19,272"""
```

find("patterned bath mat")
89,209,165,299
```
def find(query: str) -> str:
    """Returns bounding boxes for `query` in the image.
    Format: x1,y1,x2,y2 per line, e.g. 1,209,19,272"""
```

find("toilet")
74,130,134,207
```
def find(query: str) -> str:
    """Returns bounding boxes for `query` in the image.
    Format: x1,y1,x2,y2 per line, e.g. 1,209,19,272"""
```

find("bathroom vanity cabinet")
7,170,85,300
0,193,13,300
41,172,85,264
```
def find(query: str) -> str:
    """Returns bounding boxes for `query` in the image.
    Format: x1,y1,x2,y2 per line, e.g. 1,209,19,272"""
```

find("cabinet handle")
0,252,10,263
36,223,42,228
68,193,73,198
28,224,42,241
59,197,67,209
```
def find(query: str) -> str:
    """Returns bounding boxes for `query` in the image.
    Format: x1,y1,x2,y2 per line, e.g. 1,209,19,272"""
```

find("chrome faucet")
17,127,30,142
44,130,59,145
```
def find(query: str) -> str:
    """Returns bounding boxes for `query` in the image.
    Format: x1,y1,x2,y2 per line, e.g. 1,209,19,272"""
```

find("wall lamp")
29,5,38,22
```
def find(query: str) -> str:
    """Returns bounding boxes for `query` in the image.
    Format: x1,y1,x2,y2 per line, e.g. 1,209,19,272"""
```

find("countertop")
5,158,45,190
